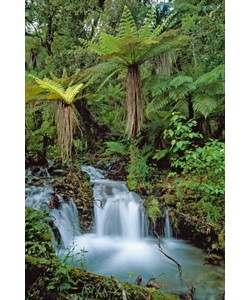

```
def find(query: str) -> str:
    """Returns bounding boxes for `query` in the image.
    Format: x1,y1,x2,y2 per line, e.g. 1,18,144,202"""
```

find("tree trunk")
126,65,143,139
187,96,194,119
74,98,110,150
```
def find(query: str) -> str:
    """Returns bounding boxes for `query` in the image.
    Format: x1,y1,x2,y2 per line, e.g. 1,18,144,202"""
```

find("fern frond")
146,96,170,118
65,84,83,105
118,6,137,37
172,99,189,117
169,75,195,89
139,8,156,39
103,141,129,156
169,76,195,101
29,75,66,102
150,14,174,39
193,94,217,118
139,33,189,64
195,64,225,87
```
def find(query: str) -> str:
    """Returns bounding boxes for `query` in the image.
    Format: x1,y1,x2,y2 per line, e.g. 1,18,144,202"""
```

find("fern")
103,141,129,156
139,8,156,39
29,75,66,100
146,96,170,119
193,94,217,118
118,6,137,37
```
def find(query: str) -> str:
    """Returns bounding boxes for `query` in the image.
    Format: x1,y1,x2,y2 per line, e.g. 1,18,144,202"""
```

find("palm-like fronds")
169,75,195,101
193,94,217,118
28,74,83,105
118,5,137,37
83,5,188,138
26,72,86,160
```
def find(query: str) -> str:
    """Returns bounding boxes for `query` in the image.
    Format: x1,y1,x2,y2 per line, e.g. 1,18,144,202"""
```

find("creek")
25,166,224,300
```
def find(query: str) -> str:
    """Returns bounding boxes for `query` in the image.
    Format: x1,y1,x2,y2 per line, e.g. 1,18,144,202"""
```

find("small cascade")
49,196,82,248
25,165,225,299
165,208,173,238
82,166,147,240
25,182,81,248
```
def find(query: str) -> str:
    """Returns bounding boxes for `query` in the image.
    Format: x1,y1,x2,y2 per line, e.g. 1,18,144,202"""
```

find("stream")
25,166,225,300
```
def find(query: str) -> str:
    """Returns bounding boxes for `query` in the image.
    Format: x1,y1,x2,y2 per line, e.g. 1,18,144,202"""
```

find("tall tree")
83,6,188,139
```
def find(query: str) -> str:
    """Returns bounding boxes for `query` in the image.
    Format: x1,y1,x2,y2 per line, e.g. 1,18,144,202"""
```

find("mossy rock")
26,255,179,300
162,194,178,206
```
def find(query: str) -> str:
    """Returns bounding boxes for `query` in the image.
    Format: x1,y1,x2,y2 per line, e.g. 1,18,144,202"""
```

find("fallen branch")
134,275,142,286
111,275,127,300
154,231,182,276
154,232,195,299
145,276,164,289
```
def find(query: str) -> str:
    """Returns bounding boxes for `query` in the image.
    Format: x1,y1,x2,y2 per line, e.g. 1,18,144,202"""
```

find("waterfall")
82,166,147,240
25,182,81,248
25,166,225,299
165,208,173,238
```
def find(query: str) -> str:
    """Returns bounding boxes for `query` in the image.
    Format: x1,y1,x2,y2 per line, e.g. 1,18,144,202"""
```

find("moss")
26,255,180,300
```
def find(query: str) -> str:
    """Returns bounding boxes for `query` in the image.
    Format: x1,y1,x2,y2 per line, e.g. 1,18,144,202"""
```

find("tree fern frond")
193,94,217,118
25,83,44,102
65,84,83,105
169,76,195,101
172,99,189,117
169,75,195,89
195,64,225,87
29,75,66,102
87,60,122,78
99,33,121,55
139,33,189,64
118,6,137,37
150,14,174,39
146,96,170,118
139,8,156,39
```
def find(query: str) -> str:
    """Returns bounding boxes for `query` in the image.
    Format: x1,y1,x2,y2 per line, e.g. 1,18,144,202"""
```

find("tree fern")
27,72,85,160
83,5,188,138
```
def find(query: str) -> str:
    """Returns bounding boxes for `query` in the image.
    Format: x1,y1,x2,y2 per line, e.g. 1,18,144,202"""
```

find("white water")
82,166,147,240
25,166,224,299
25,180,81,248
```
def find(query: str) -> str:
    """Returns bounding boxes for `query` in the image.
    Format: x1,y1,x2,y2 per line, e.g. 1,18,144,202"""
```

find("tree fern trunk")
126,65,143,139
56,102,78,160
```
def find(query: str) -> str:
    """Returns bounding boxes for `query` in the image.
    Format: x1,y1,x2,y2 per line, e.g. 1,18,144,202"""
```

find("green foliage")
127,145,151,191
169,138,224,226
103,141,129,156
147,205,163,226
25,208,55,259
28,74,84,105
164,112,202,161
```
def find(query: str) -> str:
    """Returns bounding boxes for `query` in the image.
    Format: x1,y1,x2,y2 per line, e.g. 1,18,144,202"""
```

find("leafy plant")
103,141,129,156
26,70,88,160
127,144,152,191
163,112,202,163
25,208,55,259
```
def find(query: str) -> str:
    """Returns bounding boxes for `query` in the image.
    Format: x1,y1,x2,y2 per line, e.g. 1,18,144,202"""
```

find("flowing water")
25,166,225,300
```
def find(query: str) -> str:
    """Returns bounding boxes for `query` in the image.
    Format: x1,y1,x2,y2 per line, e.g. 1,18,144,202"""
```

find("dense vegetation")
25,0,224,298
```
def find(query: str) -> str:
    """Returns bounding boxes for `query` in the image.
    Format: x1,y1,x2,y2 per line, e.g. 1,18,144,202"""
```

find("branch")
154,231,182,276
111,276,127,300
154,232,195,299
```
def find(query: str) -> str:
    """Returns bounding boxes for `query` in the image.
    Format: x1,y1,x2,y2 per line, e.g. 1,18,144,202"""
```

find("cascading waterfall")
165,208,173,239
25,176,81,248
25,166,225,299
82,166,147,240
